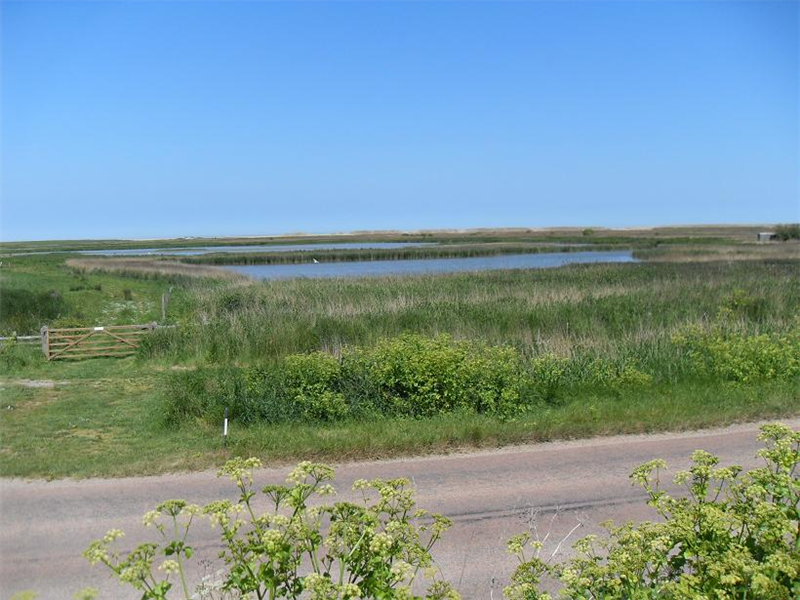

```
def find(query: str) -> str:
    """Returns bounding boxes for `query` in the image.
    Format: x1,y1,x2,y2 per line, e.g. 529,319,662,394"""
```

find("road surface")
1,419,795,600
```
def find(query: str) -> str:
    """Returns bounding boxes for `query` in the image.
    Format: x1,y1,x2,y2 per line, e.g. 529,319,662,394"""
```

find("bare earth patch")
0,379,70,389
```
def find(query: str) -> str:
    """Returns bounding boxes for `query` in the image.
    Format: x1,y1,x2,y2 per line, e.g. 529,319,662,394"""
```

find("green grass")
0,355,796,478
1,232,799,479
0,254,179,334
146,260,799,365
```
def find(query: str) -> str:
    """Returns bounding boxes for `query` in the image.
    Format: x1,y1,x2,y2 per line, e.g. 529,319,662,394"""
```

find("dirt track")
2,419,796,600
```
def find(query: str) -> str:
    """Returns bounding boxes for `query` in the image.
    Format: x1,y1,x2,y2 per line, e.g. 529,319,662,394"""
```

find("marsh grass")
65,257,242,281
634,242,799,262
146,261,799,366
181,243,626,265
1,243,799,478
0,254,175,334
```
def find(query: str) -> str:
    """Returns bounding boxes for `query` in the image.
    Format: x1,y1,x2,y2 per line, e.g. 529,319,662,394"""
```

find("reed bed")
181,243,623,265
144,260,800,371
65,257,243,280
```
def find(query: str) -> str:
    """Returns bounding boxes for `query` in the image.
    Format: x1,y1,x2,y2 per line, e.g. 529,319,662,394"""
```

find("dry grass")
634,243,800,262
66,257,243,280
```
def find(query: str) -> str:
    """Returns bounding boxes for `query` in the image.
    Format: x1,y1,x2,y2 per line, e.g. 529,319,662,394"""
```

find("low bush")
674,326,800,383
157,326,800,427
353,334,531,417
775,223,800,241
283,352,348,421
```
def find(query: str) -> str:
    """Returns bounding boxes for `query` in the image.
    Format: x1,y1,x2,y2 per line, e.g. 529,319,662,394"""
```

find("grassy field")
0,226,798,478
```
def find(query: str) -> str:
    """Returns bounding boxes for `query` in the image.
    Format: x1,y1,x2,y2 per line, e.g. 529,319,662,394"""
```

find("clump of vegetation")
164,334,657,426
0,288,67,335
354,334,530,417
86,459,459,600
504,423,800,599
775,223,800,241
674,326,800,383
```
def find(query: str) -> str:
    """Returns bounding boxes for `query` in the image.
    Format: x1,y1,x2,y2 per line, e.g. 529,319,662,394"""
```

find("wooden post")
40,326,49,359
161,286,173,322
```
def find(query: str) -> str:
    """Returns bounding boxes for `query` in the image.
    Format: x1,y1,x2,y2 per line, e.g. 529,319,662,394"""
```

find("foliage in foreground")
85,424,798,599
505,423,800,599
86,459,458,600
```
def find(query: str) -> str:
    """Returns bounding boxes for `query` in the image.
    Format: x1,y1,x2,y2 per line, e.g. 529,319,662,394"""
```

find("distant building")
757,232,777,242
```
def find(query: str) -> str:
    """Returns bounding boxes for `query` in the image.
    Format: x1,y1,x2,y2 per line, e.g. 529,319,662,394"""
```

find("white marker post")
223,407,229,448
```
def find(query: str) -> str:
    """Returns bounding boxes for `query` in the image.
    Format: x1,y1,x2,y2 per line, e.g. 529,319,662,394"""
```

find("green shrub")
586,358,653,392
775,223,800,241
159,335,705,428
504,423,800,600
674,326,800,383
359,334,531,417
283,352,348,421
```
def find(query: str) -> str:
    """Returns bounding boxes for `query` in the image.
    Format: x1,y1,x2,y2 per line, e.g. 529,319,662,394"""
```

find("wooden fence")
41,323,158,361
0,334,41,345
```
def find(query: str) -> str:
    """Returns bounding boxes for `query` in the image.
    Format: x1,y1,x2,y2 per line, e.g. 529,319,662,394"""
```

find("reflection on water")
222,250,638,280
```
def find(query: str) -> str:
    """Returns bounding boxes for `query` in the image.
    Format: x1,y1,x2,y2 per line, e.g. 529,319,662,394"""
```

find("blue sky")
1,1,798,241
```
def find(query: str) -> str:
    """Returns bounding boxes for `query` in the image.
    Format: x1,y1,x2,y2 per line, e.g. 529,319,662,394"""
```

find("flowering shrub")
504,423,800,600
357,334,530,417
674,326,800,383
165,334,663,425
584,359,653,393
282,352,348,421
86,458,459,600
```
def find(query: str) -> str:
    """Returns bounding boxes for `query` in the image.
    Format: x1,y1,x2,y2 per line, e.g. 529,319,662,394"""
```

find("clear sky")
1,1,798,241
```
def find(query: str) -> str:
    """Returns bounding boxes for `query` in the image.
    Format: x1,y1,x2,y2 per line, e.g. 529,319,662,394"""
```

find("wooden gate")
41,323,157,360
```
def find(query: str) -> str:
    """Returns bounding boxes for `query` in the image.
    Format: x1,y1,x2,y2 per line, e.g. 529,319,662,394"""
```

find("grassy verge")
0,354,796,479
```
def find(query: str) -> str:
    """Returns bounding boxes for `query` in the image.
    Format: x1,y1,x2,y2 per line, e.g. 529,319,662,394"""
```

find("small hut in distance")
757,231,777,242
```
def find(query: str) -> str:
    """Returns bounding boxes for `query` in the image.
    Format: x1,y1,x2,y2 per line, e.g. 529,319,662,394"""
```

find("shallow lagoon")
222,250,637,280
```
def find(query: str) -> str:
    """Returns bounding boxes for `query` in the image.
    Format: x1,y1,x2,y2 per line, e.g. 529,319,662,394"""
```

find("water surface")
223,250,637,280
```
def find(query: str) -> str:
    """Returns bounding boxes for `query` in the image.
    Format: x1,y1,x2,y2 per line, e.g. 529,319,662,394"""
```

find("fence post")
40,326,49,359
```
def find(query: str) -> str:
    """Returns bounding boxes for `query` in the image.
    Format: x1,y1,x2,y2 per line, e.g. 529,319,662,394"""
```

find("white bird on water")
312,258,319,264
